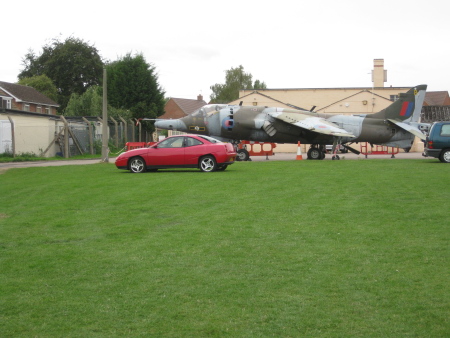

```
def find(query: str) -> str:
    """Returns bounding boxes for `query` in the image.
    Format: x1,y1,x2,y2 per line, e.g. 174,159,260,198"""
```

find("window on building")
390,95,399,102
23,104,30,111
45,107,50,114
37,106,42,113
1,97,12,109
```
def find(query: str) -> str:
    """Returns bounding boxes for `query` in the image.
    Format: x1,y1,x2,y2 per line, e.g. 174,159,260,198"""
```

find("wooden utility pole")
101,67,109,162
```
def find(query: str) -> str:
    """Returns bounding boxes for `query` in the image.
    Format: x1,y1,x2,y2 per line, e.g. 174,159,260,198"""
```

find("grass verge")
0,159,449,336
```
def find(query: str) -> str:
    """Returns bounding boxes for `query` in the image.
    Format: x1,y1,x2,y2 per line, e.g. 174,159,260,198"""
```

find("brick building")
0,81,59,115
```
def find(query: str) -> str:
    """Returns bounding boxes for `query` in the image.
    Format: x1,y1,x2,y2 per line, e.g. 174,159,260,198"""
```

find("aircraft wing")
269,112,355,137
387,119,426,140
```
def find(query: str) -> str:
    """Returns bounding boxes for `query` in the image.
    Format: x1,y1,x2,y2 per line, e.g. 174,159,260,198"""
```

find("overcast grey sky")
2,0,449,102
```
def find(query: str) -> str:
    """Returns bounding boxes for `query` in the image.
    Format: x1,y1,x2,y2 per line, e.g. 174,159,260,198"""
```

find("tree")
64,86,103,116
17,75,58,102
64,85,132,119
210,65,267,103
106,53,165,122
19,36,104,113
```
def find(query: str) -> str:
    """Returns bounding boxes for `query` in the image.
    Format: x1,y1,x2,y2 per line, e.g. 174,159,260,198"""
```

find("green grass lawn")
1,159,449,336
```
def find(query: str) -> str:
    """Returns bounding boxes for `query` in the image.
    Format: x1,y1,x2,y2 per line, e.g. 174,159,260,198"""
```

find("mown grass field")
1,159,449,336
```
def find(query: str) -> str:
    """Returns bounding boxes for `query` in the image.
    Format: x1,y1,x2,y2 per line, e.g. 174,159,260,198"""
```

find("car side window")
440,124,450,137
186,137,203,147
158,137,185,148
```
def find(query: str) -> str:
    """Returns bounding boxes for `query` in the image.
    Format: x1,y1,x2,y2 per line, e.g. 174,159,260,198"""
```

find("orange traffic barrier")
360,142,399,158
238,141,276,157
126,142,146,151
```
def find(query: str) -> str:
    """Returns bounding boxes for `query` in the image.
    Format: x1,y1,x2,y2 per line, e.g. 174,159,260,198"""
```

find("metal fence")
64,117,152,156
0,110,158,158
421,106,450,123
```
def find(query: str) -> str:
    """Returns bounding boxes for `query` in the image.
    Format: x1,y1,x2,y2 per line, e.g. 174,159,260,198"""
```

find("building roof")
424,91,450,106
0,81,59,107
171,97,207,115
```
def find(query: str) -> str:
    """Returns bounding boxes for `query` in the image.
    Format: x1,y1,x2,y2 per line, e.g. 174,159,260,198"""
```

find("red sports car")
115,134,236,173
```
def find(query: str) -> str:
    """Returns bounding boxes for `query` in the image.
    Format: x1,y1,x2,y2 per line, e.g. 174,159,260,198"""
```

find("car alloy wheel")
200,156,217,172
129,157,146,173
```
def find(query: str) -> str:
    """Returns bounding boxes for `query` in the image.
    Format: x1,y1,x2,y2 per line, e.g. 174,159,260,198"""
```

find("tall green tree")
64,85,132,119
64,86,103,116
210,65,267,103
106,53,165,121
17,75,58,102
19,36,104,113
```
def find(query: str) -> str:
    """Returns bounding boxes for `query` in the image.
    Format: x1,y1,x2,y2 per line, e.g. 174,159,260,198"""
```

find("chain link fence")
421,106,450,123
0,111,156,158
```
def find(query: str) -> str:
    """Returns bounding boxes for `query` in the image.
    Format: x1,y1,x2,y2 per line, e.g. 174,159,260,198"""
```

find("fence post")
60,116,69,158
136,119,142,142
6,116,15,157
119,116,127,145
82,117,94,155
110,117,119,148
129,119,135,142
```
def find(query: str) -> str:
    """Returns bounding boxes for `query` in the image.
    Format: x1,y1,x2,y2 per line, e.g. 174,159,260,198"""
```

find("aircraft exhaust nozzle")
154,119,187,131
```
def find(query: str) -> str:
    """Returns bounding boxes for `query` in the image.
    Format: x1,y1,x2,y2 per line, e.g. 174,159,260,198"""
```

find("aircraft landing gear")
330,138,343,160
236,148,250,161
307,145,325,160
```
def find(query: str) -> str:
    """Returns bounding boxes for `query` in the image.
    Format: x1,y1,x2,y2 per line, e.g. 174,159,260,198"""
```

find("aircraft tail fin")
369,85,427,122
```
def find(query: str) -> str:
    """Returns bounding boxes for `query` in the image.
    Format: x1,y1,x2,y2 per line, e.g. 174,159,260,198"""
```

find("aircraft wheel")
236,149,250,161
200,155,217,172
307,147,323,160
129,157,146,173
439,149,450,163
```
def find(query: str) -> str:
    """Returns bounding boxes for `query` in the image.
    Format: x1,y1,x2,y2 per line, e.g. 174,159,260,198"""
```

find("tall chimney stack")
372,59,387,87
197,94,203,101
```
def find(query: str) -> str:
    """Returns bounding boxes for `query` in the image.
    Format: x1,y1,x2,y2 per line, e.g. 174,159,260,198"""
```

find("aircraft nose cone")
155,119,187,131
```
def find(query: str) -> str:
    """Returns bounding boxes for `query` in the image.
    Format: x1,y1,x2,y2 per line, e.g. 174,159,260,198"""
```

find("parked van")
423,121,450,163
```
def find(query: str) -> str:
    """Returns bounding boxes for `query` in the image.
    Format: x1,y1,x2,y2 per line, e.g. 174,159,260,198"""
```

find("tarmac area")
250,151,426,161
0,151,430,171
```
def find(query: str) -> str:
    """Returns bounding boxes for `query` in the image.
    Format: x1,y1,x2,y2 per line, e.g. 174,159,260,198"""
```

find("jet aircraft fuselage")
154,85,428,159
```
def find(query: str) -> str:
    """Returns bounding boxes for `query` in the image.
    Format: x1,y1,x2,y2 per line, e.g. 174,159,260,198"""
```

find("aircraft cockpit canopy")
191,104,227,117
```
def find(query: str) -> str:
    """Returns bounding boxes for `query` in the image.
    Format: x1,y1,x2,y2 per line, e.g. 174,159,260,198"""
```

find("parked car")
423,121,450,163
115,134,237,173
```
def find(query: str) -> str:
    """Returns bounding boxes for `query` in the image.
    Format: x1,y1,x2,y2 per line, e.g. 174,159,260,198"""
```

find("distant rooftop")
0,81,59,107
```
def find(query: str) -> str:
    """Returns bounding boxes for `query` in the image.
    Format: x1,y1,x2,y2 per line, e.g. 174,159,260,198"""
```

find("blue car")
423,122,450,163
